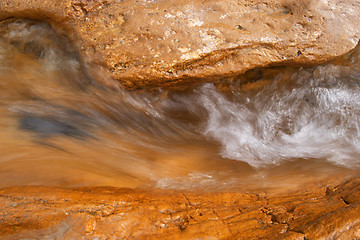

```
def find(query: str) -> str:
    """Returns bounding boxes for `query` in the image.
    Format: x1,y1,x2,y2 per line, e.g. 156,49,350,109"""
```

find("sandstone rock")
0,178,360,239
1,0,360,90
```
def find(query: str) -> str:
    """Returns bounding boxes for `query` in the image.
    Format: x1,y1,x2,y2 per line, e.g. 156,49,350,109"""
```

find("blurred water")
0,19,359,192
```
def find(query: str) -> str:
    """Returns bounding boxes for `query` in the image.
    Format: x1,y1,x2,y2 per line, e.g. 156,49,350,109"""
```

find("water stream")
1,19,359,192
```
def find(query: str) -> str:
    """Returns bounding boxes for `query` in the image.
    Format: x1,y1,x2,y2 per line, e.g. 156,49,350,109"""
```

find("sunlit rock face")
1,0,360,90
1,1,360,239
1,178,360,239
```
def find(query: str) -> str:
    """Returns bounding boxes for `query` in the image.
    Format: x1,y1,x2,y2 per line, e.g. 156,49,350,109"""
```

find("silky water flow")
0,19,359,193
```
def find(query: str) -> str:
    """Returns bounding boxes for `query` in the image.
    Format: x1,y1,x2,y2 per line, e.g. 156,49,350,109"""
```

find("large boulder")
1,0,360,90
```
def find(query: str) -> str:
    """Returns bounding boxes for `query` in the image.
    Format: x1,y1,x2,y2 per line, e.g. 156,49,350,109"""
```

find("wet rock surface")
0,177,360,239
1,0,360,90
1,1,360,239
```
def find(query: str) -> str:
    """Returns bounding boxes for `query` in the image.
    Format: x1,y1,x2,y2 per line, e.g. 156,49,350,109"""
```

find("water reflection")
0,19,359,192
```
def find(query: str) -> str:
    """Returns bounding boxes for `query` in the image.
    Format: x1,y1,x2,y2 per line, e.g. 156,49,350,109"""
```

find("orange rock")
1,0,360,89
0,178,360,239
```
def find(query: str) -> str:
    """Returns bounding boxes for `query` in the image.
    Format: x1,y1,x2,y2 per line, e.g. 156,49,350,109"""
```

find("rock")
0,178,360,239
1,0,360,90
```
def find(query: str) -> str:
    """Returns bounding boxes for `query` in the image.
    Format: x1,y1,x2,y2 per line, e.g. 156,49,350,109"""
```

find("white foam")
193,66,360,168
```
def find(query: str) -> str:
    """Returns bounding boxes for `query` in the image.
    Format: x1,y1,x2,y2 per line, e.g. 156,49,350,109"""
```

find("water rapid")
0,19,359,192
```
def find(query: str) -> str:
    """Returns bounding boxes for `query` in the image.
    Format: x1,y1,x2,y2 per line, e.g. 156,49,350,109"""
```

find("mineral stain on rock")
1,178,360,239
0,0,360,239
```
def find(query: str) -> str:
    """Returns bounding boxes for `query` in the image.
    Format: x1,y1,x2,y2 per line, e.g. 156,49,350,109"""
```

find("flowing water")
0,19,360,192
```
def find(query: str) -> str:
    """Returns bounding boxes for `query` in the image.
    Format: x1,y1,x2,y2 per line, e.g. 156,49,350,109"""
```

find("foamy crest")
195,66,360,167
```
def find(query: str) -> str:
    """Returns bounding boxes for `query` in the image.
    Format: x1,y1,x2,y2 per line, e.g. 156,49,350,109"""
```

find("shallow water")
0,19,359,192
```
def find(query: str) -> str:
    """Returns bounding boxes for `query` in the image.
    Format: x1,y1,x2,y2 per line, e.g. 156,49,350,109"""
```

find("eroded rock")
1,0,360,89
0,178,360,239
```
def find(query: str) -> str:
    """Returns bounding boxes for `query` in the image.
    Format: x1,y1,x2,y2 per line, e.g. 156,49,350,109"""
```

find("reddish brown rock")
1,0,360,89
1,1,360,239
0,178,360,239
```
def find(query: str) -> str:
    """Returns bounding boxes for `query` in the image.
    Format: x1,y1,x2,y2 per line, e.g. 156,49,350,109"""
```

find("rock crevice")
0,178,360,239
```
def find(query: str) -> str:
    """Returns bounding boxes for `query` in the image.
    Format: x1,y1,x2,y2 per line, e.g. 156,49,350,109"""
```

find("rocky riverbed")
1,0,360,239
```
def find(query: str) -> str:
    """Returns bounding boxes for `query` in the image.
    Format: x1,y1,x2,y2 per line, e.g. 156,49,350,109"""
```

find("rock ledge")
1,0,360,89
1,177,360,239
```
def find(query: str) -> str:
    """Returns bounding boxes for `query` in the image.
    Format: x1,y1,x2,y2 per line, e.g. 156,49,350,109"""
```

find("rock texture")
1,0,360,89
0,177,360,239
